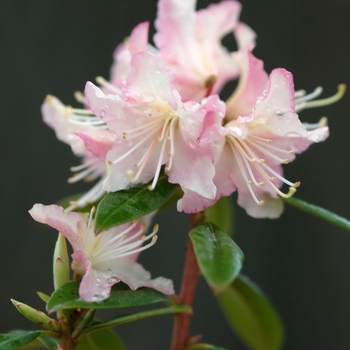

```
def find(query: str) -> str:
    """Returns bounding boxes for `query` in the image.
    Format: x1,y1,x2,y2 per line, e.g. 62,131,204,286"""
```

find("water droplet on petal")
108,277,118,284
104,103,110,109
100,110,106,119
91,294,104,302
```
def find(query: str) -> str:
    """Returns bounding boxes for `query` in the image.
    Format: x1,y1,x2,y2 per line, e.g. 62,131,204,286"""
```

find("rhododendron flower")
153,0,256,101
107,0,256,102
85,51,225,205
29,204,174,302
180,52,330,218
41,96,115,210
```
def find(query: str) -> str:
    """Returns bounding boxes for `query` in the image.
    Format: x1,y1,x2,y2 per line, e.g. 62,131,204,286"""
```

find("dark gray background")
1,1,350,349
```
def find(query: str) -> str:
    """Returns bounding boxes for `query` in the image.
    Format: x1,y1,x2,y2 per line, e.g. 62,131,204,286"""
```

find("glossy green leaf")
284,196,350,232
204,196,234,236
84,305,192,333
47,281,169,313
0,331,40,350
95,175,179,232
78,329,126,350
189,222,244,293
37,337,59,350
186,343,228,350
218,275,284,350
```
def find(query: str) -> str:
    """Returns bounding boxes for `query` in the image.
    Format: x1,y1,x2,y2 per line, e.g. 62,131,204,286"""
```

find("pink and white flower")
41,96,114,210
85,51,225,206
180,52,329,218
153,0,256,102
29,204,174,301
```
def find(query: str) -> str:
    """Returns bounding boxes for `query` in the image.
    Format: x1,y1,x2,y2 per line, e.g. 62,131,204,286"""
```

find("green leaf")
0,331,41,350
186,343,229,350
47,281,169,313
95,175,179,232
189,222,244,293
17,335,59,350
204,196,234,236
78,329,126,350
37,337,59,350
218,275,284,350
284,196,350,232
84,305,191,333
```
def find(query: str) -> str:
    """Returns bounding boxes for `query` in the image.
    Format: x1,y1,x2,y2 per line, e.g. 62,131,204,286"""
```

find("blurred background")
1,0,350,349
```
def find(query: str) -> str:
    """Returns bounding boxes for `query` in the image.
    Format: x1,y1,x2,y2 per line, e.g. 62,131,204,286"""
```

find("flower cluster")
35,0,344,301
42,0,341,219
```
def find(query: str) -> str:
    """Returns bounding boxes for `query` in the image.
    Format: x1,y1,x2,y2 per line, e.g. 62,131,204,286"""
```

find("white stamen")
296,86,323,103
303,116,328,131
226,132,300,204
74,91,86,104
296,84,346,112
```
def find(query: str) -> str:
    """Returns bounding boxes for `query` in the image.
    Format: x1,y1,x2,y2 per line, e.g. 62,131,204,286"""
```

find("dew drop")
104,103,110,110
100,110,106,119
91,294,104,302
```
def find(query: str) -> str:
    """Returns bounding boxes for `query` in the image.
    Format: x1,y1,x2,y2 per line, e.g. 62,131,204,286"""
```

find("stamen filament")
132,137,159,182
74,91,86,104
165,117,177,172
149,134,168,190
296,86,323,103
300,84,346,109
109,131,155,165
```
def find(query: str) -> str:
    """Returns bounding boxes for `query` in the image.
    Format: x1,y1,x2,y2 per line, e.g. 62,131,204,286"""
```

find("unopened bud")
53,233,70,290
11,299,61,333
36,291,50,303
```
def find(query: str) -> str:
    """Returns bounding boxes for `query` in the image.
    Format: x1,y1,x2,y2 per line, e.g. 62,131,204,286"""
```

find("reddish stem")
170,214,202,350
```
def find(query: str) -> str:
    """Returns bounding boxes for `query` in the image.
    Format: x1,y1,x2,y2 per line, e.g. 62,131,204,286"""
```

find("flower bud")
11,299,61,332
53,233,70,290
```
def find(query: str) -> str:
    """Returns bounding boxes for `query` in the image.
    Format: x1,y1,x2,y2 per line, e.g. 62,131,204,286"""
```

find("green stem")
81,305,191,337
72,309,96,339
284,197,350,232
39,330,60,338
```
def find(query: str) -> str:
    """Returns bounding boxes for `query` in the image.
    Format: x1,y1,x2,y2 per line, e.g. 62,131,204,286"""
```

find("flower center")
92,221,159,266
108,106,179,190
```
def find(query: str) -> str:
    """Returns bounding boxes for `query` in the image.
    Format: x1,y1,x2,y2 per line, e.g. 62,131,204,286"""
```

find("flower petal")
29,204,84,251
110,261,174,295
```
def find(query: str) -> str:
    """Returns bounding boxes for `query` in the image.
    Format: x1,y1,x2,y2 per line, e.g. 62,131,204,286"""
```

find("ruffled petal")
110,262,174,295
226,51,268,120
29,204,84,251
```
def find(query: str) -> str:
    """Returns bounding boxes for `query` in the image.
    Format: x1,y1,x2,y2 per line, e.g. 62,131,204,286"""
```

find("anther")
74,91,85,103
